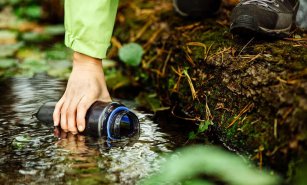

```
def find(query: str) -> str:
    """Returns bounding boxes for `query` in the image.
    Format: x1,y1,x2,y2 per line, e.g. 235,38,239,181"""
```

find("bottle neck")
106,106,139,140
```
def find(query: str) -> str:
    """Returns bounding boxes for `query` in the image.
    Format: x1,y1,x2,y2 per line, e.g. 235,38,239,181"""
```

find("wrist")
73,52,103,70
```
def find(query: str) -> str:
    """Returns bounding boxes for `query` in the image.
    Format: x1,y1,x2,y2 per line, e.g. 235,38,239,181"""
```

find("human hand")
53,52,112,134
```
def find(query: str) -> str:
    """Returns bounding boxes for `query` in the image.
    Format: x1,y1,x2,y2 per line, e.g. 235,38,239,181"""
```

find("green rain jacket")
65,0,118,59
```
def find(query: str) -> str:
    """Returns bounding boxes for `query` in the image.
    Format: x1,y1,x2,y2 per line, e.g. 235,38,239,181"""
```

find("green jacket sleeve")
64,0,118,59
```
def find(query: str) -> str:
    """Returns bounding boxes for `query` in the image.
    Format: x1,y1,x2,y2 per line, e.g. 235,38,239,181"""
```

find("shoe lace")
241,0,282,7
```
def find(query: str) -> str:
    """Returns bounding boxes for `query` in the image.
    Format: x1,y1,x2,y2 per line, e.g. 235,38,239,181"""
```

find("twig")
284,37,307,41
111,37,122,48
204,95,213,121
258,145,264,171
161,49,172,76
186,42,208,61
276,77,299,85
143,28,162,50
183,69,197,100
171,66,183,92
227,103,254,128
204,43,214,61
171,104,205,122
142,55,157,69
183,47,196,66
131,19,153,42
238,37,254,56
175,22,201,31
274,119,278,139
246,53,261,63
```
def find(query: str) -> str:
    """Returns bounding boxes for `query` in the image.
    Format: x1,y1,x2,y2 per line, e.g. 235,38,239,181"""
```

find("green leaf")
22,32,51,43
198,120,212,133
47,60,71,79
12,135,32,149
0,59,17,68
188,131,197,140
44,25,65,36
15,5,41,20
141,145,280,185
19,59,49,77
119,43,144,66
45,43,72,60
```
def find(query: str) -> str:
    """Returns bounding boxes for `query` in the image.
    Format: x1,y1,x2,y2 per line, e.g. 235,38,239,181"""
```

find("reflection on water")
0,75,179,185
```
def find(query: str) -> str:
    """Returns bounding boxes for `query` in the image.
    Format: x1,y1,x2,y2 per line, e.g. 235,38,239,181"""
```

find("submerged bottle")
36,101,140,140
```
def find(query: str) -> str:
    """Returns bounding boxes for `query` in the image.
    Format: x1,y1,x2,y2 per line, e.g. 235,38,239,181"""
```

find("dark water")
0,76,184,185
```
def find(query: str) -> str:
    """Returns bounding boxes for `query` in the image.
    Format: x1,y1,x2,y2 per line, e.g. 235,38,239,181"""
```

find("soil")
111,0,307,178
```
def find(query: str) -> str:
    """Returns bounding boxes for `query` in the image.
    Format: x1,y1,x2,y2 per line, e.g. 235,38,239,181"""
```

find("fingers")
56,96,92,134
60,100,69,132
76,97,93,132
53,127,61,138
66,97,80,134
53,96,65,126
60,96,80,134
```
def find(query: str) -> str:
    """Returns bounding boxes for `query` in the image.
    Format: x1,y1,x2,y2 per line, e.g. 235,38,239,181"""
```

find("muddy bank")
111,0,307,177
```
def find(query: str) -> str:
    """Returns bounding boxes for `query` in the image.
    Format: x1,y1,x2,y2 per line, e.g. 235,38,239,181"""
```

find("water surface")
0,76,184,185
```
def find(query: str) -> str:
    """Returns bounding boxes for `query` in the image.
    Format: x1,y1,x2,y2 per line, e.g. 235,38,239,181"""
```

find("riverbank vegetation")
0,0,306,184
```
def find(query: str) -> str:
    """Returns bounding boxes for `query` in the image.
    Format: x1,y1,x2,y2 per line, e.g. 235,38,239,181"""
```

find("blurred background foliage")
0,0,70,79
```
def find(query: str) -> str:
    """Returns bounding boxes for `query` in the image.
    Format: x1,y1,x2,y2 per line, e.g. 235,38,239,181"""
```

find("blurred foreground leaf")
141,145,280,185
119,43,144,66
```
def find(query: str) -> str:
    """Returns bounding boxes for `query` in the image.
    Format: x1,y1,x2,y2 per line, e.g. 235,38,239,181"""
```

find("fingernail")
78,125,84,132
72,131,78,135
54,121,58,126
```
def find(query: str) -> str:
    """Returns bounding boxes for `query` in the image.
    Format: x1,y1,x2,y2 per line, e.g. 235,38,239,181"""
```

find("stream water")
0,75,186,185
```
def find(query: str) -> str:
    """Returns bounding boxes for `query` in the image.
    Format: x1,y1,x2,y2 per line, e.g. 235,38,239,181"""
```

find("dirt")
111,0,307,178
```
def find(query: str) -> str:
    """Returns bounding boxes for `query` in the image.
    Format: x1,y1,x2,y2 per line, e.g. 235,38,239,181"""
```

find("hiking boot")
230,0,299,37
173,0,222,18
